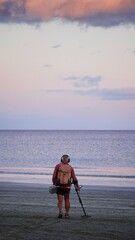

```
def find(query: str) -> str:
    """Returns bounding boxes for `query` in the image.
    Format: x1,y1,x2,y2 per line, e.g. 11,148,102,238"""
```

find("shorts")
56,187,70,195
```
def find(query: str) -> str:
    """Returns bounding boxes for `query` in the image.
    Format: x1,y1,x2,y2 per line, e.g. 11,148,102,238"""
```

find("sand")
0,182,135,240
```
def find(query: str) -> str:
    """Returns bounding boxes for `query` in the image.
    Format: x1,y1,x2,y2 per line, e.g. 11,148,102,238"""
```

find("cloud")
0,0,25,22
0,0,135,27
46,74,135,100
74,87,135,100
43,64,53,68
45,87,135,100
51,44,61,48
64,75,102,87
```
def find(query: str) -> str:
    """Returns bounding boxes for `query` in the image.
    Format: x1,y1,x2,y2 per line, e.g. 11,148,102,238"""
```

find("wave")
0,170,135,179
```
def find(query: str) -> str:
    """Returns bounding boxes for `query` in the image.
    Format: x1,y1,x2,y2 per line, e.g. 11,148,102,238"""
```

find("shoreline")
0,172,135,188
0,181,135,191
0,181,135,240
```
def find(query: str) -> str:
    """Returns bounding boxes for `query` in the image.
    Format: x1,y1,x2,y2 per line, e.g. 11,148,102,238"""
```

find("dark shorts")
57,188,70,196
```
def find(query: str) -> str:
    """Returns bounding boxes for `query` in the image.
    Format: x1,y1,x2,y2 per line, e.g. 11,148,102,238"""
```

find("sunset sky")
0,0,135,130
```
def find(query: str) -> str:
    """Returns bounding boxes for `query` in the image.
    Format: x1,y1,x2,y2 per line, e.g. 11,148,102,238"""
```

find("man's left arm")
52,164,59,185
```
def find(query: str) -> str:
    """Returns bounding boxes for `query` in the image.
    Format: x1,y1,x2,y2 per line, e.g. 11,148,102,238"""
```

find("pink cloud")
26,0,133,18
0,0,135,27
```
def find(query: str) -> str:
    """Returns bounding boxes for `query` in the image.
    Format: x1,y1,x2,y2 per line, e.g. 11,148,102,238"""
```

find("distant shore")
0,182,135,240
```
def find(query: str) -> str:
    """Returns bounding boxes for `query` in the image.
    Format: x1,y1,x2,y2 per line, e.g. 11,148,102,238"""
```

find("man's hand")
75,184,81,191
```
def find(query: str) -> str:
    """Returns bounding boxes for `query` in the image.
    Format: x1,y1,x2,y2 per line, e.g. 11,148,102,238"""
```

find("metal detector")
74,184,90,218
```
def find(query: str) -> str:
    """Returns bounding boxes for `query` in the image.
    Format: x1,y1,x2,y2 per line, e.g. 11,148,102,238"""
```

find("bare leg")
64,193,70,216
57,194,63,213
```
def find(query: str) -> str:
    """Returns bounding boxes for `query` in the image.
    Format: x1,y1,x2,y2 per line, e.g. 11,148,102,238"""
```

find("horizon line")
0,129,135,131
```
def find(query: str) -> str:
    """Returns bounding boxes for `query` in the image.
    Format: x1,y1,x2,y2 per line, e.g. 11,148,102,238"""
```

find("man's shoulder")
66,163,72,169
55,163,74,171
67,164,74,171
55,163,61,169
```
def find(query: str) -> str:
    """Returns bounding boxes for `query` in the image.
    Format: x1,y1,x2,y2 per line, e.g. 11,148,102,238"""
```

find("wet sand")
0,182,135,240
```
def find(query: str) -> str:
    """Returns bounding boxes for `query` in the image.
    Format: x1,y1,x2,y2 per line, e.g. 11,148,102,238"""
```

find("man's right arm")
71,167,80,190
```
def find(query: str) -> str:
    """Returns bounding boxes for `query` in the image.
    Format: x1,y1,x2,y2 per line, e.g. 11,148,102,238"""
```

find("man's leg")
57,194,63,216
64,193,70,216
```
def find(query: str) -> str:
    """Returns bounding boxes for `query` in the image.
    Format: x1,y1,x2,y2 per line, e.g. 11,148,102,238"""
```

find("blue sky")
0,0,135,130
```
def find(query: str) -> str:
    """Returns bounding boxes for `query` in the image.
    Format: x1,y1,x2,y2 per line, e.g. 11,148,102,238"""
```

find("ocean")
0,130,135,187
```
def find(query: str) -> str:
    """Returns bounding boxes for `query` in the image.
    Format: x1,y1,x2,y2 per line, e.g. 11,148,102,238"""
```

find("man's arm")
52,164,59,185
71,167,80,190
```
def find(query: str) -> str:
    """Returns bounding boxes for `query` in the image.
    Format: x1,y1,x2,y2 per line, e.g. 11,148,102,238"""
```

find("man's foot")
65,213,70,219
58,212,63,218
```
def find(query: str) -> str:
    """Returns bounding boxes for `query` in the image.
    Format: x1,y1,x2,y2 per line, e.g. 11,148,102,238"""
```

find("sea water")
0,130,135,187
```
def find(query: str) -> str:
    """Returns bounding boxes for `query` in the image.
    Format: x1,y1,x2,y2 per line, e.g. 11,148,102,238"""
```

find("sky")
0,0,135,130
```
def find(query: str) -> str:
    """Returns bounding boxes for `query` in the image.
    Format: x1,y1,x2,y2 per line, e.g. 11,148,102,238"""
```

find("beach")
0,182,135,240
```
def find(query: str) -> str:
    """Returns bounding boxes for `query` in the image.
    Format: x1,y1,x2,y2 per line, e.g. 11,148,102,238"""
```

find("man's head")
61,154,70,163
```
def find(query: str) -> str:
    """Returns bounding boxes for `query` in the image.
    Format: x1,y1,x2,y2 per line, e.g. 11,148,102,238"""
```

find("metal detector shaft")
74,184,87,216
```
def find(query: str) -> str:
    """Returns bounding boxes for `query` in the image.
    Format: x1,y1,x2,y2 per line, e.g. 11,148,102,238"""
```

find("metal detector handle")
73,184,87,217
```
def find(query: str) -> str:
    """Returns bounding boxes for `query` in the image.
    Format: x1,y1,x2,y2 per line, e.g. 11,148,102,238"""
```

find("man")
52,154,80,218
